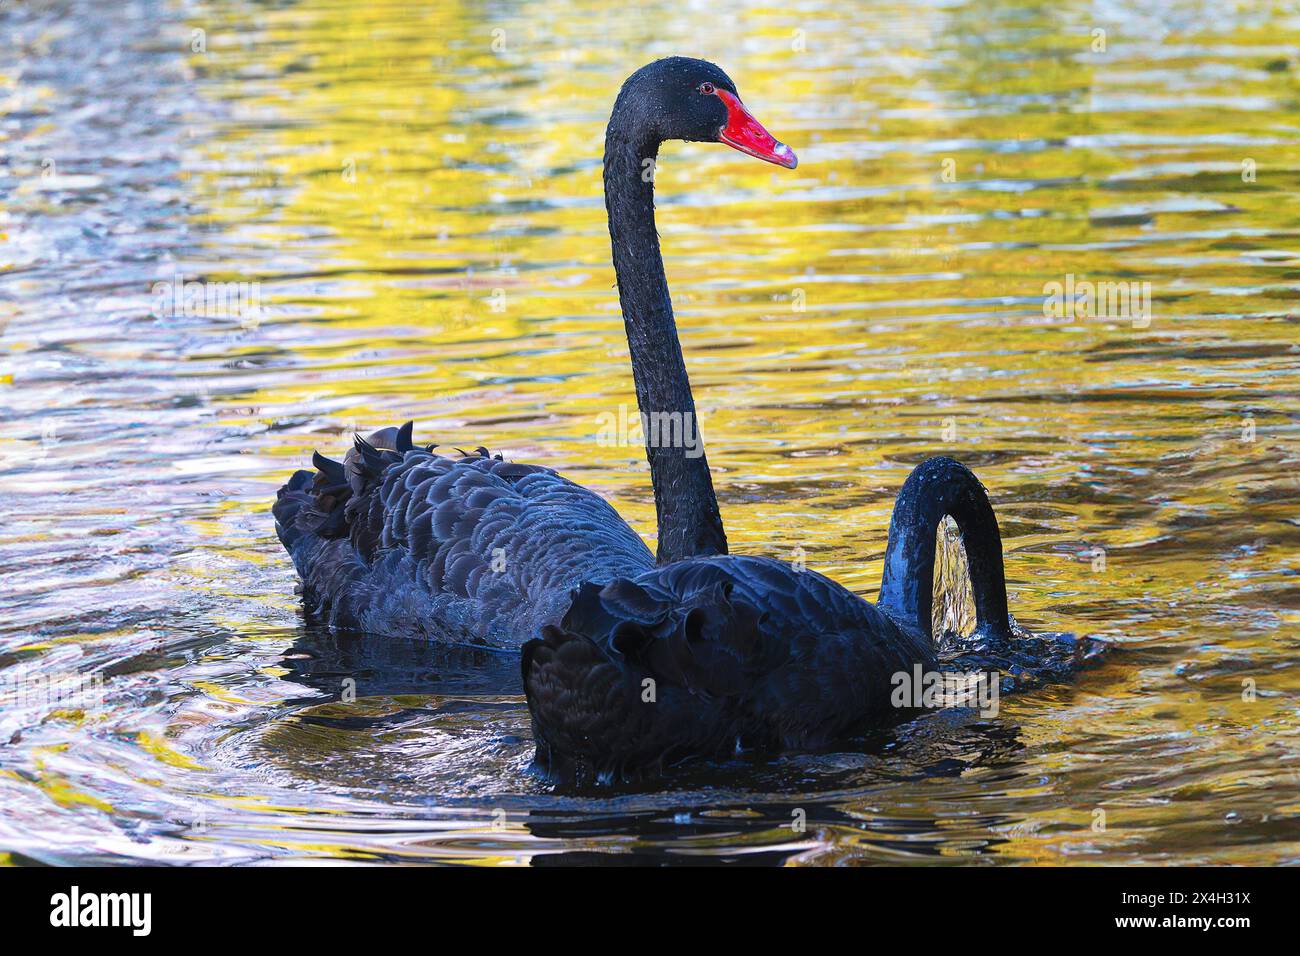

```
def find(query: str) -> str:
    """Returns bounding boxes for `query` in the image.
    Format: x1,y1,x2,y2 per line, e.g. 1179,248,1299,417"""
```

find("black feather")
396,421,414,453
312,452,345,483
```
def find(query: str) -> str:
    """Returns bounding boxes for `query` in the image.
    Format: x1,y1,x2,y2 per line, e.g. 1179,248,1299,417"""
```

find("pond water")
2,0,1299,865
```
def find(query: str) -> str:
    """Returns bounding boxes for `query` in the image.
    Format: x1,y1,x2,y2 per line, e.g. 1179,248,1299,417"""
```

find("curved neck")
603,115,727,564
877,457,1011,643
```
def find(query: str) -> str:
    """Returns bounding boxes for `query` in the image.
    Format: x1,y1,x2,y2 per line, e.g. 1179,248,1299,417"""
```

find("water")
2,0,1299,865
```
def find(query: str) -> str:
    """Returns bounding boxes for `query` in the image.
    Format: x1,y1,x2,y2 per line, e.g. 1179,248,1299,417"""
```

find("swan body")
521,555,935,781
274,424,653,646
521,456,1014,782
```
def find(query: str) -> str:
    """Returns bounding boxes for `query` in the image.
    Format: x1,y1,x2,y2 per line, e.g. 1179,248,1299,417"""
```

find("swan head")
615,57,798,169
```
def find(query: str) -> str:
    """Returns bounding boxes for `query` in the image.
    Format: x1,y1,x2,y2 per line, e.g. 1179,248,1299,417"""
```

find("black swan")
274,58,796,642
272,57,1023,782
521,457,1014,782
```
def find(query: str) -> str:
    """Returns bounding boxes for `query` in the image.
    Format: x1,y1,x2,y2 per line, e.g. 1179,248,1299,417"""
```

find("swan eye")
699,82,716,95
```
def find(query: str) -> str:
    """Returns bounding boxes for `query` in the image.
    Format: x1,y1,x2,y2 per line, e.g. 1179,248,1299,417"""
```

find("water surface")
2,0,1299,864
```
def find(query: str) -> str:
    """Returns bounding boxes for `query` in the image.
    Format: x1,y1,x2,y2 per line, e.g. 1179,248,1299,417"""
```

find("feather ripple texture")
274,423,656,646
521,556,935,783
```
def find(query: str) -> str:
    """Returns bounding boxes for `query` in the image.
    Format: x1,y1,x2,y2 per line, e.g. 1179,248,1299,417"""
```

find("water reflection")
1,0,1298,864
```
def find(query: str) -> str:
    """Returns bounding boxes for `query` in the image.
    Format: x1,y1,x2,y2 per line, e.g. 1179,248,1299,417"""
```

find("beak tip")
775,143,798,169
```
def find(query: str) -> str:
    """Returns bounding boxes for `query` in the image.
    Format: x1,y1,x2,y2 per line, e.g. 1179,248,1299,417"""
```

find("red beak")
715,89,798,169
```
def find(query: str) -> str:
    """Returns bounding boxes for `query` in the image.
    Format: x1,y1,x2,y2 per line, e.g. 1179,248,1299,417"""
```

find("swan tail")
521,575,773,783
274,421,455,566
877,456,1011,644
274,425,394,546
272,468,319,552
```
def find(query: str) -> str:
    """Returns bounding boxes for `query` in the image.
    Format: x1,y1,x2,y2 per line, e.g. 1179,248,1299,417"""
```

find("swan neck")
603,119,727,563
877,458,1011,644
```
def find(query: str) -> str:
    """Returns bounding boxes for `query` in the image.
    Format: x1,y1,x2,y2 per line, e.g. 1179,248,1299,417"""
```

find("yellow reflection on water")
173,0,1300,862
3,0,1298,865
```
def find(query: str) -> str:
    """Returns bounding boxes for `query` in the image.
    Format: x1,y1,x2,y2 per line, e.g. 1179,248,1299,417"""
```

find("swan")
521,456,1015,782
273,58,1021,782
274,57,795,642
